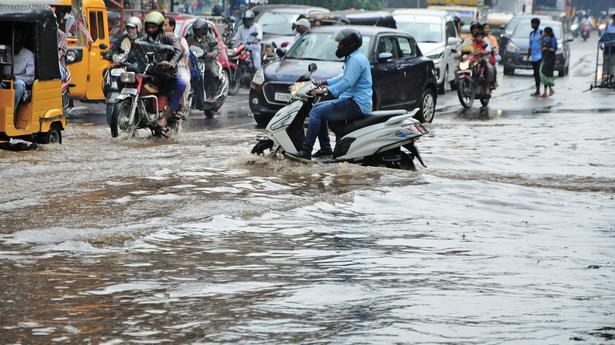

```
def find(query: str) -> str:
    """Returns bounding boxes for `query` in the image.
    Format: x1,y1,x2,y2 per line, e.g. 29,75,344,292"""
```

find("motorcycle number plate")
274,92,291,103
110,68,124,77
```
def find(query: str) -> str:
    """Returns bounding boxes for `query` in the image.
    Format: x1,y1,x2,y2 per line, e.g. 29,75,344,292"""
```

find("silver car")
394,9,462,94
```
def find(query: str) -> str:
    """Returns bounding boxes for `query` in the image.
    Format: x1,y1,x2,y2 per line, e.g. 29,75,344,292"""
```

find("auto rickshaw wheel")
36,123,62,145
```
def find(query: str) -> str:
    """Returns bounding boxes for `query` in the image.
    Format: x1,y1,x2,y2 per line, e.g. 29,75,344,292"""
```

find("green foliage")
265,0,386,11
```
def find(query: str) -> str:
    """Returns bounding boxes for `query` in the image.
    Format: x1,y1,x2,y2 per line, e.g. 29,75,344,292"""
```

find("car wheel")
504,67,514,75
414,89,436,123
254,112,274,128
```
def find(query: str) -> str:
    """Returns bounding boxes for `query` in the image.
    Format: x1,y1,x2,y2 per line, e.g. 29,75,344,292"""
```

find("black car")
249,25,438,126
503,20,572,76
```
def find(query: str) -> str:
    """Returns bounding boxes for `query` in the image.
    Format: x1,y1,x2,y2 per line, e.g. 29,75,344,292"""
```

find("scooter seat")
330,110,409,138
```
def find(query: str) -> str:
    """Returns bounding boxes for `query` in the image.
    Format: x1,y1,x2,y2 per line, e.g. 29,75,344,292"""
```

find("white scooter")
251,64,428,170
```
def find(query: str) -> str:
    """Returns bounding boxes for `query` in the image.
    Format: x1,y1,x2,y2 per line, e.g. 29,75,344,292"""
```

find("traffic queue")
1,1,613,168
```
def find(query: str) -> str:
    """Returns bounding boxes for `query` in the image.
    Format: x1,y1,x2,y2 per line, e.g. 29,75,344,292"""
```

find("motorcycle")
456,53,494,108
227,42,253,94
251,64,428,170
109,49,183,138
189,45,229,118
102,51,129,127
582,23,591,41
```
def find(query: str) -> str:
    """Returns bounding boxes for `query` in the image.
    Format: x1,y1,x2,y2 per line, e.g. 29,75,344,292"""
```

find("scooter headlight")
459,60,470,70
571,24,579,31
600,23,607,31
120,72,136,83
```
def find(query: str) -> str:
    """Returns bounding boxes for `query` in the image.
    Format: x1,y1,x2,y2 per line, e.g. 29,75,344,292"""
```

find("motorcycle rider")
466,30,496,96
141,11,185,129
232,10,263,70
114,16,142,55
287,29,372,162
186,18,219,105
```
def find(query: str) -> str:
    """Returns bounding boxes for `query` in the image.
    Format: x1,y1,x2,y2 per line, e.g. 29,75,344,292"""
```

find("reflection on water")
1,79,615,343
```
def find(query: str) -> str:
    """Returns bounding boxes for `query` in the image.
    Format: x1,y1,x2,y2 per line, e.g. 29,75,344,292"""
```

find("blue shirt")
326,50,373,115
542,36,558,50
529,29,543,62
605,23,615,34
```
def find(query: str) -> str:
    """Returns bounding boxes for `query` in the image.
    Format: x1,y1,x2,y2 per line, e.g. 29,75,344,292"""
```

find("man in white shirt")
232,10,263,70
1,31,34,112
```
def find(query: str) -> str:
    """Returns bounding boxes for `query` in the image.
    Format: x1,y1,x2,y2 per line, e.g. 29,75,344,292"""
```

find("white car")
394,9,462,94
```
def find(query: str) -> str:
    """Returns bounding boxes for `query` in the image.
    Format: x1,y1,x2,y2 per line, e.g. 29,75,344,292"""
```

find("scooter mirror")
100,43,109,50
146,52,154,63
250,32,259,37
308,63,317,73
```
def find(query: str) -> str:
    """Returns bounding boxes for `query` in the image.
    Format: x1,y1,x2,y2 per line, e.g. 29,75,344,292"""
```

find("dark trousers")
532,59,542,91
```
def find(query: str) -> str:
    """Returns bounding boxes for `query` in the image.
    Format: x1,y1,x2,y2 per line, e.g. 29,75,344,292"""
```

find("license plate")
522,56,529,62
274,92,291,103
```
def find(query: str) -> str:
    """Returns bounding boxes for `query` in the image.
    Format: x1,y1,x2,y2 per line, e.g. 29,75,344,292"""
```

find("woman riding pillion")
142,11,186,130
287,29,372,162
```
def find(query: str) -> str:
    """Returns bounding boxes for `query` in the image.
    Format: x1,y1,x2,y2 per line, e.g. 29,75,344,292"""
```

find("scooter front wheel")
110,99,134,138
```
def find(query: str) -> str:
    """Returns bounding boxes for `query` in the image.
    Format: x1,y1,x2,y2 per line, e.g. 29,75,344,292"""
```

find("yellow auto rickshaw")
50,0,111,101
0,2,66,144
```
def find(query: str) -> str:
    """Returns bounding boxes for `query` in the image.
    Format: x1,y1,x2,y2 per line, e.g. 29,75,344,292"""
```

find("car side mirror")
276,48,285,58
447,37,460,46
308,63,317,73
99,43,108,50
377,52,393,63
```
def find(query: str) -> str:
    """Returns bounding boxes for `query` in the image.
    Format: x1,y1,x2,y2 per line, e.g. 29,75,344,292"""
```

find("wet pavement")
1,36,614,344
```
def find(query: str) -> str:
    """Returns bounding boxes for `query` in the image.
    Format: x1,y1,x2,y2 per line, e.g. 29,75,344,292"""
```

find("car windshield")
286,32,371,62
258,12,299,36
513,22,562,38
396,21,443,43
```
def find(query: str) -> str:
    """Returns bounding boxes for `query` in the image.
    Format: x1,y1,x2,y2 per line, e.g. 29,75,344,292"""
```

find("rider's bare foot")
549,89,555,96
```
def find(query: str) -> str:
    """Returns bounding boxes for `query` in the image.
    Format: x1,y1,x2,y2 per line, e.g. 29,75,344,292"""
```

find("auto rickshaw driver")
0,28,34,117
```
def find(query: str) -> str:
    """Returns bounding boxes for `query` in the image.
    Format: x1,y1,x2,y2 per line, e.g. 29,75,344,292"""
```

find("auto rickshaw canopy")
0,1,60,81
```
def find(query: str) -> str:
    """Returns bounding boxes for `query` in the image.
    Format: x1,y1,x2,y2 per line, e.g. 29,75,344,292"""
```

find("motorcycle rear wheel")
457,79,475,109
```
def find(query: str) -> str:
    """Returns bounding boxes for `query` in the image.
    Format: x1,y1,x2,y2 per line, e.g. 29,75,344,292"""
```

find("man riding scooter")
186,18,219,106
141,11,185,130
464,30,496,96
233,10,263,70
287,29,372,162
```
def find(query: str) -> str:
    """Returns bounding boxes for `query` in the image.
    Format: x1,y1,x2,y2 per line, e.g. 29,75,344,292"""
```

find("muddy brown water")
1,37,614,344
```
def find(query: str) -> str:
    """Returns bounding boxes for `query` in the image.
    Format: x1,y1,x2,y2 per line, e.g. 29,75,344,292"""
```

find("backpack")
189,48,201,80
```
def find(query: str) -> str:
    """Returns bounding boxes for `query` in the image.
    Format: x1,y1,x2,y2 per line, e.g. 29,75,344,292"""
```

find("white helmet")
125,16,142,39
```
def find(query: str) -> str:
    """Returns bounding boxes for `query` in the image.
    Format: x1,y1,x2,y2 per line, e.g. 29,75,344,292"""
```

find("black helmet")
334,29,362,58
470,22,482,32
474,30,486,38
193,18,209,33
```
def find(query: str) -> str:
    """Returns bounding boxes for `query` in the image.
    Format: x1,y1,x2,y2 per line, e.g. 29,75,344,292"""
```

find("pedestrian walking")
528,18,543,96
540,27,557,97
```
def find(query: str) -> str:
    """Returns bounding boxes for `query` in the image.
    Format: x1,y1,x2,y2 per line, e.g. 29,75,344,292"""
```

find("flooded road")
1,37,614,343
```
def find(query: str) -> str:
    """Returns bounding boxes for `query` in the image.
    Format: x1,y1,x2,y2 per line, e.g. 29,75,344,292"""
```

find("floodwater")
1,37,614,344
